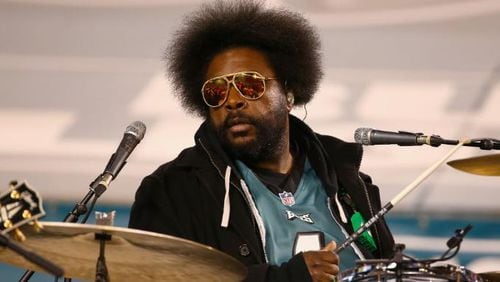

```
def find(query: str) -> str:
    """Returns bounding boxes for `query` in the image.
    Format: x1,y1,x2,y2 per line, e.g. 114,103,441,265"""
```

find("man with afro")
129,1,395,281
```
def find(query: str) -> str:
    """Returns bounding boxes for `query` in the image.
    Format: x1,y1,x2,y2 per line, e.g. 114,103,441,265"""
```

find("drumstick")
334,139,467,254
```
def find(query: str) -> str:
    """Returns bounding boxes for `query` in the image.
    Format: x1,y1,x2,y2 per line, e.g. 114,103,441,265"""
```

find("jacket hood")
190,115,363,176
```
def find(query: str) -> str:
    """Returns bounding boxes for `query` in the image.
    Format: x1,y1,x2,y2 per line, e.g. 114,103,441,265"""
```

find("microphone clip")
446,224,473,249
90,173,113,198
415,134,449,147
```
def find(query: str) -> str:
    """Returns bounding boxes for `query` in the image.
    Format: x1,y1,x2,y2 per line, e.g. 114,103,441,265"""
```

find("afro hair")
166,0,322,117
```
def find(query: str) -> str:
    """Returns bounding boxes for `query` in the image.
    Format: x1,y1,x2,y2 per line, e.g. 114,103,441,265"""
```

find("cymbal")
478,271,500,282
0,222,246,281
447,154,500,176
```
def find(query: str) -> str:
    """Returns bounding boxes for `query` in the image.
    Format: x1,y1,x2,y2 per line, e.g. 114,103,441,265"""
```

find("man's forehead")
205,47,276,78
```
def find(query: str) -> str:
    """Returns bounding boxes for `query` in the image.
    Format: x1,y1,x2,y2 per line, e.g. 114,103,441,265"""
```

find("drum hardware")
340,226,483,281
0,222,246,281
95,233,111,282
95,210,115,282
340,260,483,282
447,153,500,176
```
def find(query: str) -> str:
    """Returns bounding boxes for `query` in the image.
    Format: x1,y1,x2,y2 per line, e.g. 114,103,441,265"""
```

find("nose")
224,85,246,111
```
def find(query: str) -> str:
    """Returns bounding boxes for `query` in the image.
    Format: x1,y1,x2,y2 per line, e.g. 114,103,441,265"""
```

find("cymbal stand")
95,233,111,282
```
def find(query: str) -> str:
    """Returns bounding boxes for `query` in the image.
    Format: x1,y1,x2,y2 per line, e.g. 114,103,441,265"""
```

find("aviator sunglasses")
201,71,277,107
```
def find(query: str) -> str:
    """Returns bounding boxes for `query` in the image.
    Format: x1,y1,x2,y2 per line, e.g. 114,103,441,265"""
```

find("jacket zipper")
198,138,254,221
198,138,266,258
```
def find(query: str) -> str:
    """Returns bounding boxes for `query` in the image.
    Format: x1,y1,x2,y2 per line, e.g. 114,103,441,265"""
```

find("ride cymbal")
447,154,500,176
0,222,246,281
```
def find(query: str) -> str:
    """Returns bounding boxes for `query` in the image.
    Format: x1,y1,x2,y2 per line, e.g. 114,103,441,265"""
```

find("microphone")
62,121,146,224
354,128,456,147
95,121,146,194
446,224,473,249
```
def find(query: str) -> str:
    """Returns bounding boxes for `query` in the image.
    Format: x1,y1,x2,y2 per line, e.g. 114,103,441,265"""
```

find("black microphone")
447,224,473,249
95,121,146,194
354,128,457,147
61,121,146,225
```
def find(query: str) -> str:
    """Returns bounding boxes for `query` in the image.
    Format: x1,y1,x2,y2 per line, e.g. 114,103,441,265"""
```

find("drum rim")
340,261,479,282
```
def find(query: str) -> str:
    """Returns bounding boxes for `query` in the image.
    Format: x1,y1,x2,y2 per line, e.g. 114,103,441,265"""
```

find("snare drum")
339,260,482,281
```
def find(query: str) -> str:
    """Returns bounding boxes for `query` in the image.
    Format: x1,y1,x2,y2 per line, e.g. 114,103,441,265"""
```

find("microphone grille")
354,128,371,145
126,121,147,140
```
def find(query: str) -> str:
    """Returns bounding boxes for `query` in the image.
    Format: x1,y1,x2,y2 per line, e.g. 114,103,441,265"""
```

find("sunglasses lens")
202,78,228,107
234,73,265,99
202,72,267,107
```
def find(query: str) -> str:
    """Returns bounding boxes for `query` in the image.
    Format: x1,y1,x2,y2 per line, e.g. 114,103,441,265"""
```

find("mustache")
223,113,255,129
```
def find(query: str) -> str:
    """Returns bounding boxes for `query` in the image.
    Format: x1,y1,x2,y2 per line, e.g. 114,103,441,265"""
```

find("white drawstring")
240,179,268,261
221,166,231,228
335,192,348,224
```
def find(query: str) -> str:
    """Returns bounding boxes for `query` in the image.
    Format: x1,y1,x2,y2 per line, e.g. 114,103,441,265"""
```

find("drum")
339,259,483,281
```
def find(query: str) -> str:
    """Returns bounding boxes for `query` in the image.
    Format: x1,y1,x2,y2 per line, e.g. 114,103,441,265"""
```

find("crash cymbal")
0,222,246,281
478,271,500,282
447,154,500,176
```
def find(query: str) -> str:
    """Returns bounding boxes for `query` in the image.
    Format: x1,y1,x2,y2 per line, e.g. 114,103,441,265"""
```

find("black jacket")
129,116,395,281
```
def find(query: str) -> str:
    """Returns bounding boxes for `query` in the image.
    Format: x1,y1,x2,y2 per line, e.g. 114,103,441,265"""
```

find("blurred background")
1,0,499,280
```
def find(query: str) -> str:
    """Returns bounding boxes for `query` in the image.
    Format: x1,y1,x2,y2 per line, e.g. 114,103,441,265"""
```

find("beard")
211,108,289,165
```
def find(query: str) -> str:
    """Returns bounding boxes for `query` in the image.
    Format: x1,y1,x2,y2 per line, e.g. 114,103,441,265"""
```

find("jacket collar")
193,121,245,180
182,115,364,180
289,115,364,196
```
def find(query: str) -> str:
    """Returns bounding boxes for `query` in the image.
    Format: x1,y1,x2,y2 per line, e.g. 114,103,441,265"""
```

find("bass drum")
339,260,483,281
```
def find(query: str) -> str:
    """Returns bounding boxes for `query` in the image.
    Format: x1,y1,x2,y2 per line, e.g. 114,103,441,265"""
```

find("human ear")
286,92,294,111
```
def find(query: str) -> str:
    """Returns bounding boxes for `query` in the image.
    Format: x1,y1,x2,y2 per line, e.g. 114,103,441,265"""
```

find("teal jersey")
236,159,362,270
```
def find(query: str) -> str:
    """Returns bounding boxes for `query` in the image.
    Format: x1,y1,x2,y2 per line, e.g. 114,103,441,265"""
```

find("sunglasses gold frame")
201,71,277,108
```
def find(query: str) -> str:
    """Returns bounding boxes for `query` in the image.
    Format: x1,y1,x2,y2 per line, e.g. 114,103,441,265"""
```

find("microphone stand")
19,121,144,282
430,136,500,150
464,138,500,150
63,173,109,224
335,140,466,254
60,142,126,223
1,233,64,278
